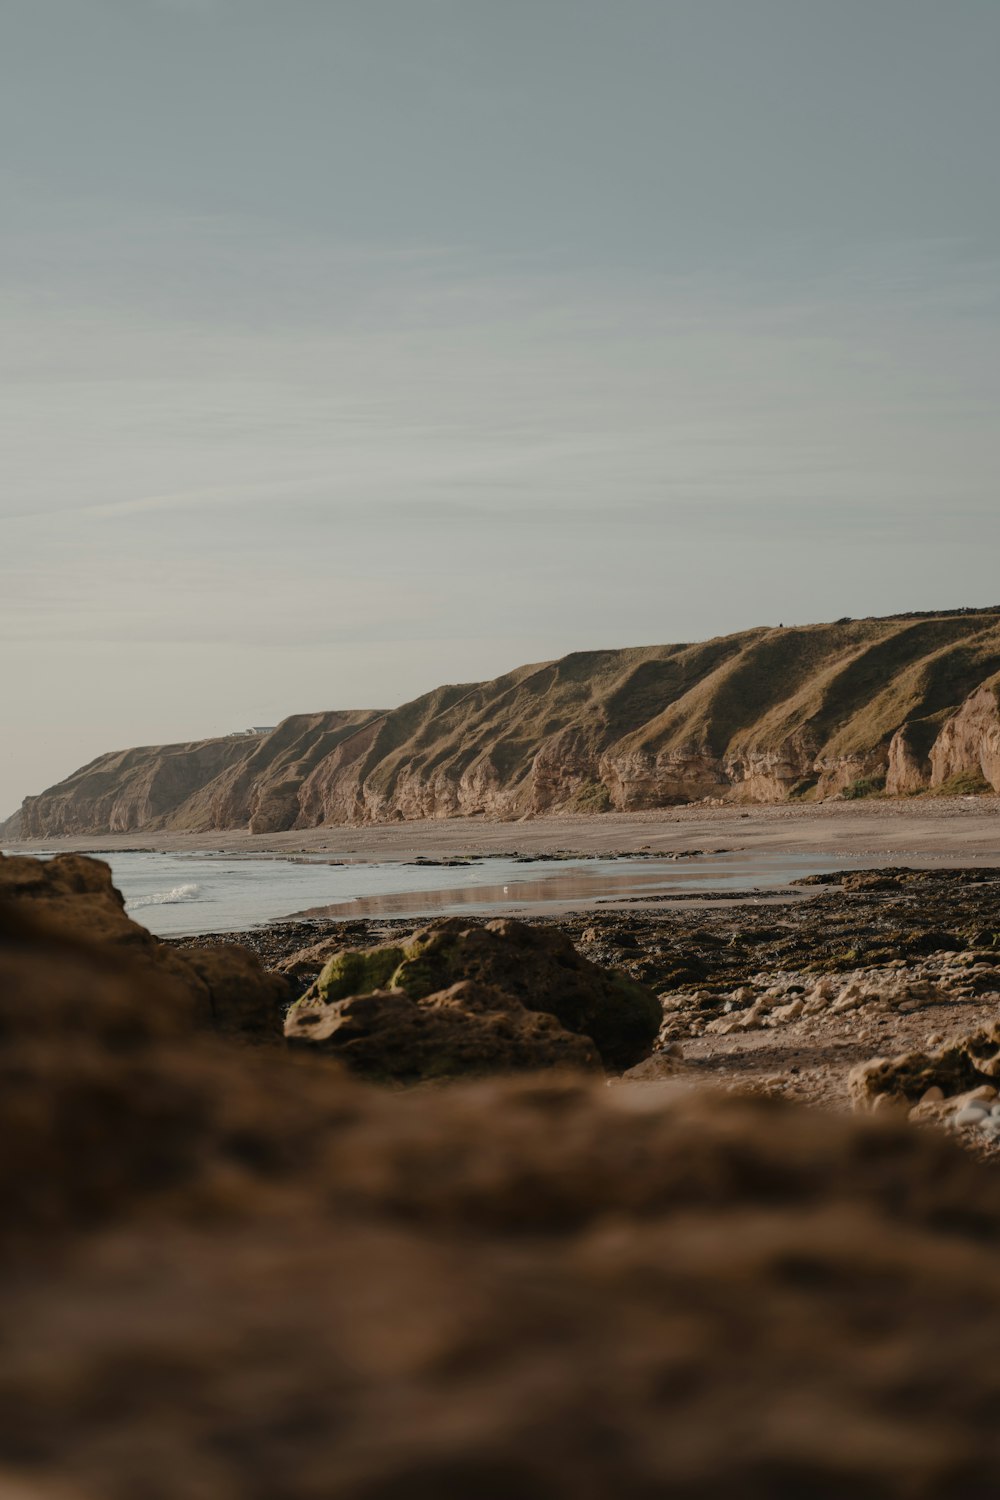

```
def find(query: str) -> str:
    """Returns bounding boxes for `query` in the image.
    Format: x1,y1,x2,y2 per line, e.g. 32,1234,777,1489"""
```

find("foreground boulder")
0,897,206,1235
8,896,1000,1494
284,916,663,1071
0,851,291,1038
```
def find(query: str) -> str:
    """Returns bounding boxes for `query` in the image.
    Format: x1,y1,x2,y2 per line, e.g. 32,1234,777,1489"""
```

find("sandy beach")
10,796,1000,864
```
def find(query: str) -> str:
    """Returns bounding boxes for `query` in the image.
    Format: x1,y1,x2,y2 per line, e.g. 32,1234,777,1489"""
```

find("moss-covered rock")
312,943,407,1001
288,917,663,1071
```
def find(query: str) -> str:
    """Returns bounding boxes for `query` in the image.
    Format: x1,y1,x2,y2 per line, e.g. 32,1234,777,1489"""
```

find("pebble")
955,1104,991,1128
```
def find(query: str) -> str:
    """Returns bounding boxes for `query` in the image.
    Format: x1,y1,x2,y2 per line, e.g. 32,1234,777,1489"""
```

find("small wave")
127,883,202,910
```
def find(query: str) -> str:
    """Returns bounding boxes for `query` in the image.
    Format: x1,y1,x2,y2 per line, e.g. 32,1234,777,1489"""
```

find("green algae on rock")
286,916,663,1072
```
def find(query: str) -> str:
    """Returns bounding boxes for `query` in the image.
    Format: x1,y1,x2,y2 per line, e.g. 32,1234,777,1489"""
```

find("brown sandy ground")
9,875,1000,1496
8,795,1000,861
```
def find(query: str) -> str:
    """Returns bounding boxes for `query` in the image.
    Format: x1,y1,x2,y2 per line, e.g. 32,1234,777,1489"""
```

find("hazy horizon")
4,1,1000,815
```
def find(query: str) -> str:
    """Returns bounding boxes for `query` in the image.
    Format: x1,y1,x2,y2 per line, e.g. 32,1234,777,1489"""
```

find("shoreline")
8,797,1000,865
174,862,1000,1130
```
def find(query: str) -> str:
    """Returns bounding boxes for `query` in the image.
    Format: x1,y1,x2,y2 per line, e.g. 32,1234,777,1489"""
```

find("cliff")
11,610,1000,836
12,711,380,839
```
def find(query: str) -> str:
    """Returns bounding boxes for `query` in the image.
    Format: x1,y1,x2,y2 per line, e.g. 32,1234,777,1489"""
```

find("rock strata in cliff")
928,675,1000,789
14,609,1000,835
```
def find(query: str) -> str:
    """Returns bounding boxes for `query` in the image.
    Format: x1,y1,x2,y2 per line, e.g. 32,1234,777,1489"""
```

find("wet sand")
288,854,826,922
10,796,1000,864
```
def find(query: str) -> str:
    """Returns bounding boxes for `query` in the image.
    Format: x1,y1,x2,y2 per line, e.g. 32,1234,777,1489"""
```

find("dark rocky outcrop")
0,851,291,1039
285,917,663,1072
11,609,1000,837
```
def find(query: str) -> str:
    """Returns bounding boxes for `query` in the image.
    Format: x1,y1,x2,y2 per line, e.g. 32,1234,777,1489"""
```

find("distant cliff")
10,611,1000,837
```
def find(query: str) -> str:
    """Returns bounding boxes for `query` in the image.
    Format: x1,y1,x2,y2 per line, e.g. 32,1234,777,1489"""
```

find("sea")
7,848,872,937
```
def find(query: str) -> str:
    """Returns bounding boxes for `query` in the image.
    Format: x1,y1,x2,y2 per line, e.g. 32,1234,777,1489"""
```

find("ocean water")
8,848,869,937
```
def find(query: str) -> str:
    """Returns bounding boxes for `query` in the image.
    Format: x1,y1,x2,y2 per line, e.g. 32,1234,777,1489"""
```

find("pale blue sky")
3,0,999,813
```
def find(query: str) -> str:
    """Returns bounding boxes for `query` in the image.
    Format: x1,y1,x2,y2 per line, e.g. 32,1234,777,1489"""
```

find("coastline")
9,796,1000,864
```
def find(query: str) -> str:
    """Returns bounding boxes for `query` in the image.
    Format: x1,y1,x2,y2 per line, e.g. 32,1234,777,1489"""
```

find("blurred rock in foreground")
0,850,291,1038
4,863,1000,1496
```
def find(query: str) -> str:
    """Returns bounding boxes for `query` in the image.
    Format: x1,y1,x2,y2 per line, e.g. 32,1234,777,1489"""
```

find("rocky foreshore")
178,863,1000,1124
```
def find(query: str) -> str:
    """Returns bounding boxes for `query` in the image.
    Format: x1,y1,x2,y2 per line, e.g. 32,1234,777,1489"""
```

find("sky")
2,0,1000,815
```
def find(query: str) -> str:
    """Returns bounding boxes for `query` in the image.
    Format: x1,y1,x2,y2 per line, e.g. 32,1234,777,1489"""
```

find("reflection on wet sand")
292,851,861,921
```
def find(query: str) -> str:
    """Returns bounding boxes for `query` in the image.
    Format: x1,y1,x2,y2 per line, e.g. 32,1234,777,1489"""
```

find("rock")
955,1104,991,1128
850,1024,1000,1111
929,678,1000,791
946,1087,999,1122
0,898,204,1235
770,997,804,1023
738,1003,767,1029
285,980,601,1080
620,1049,684,1082
276,936,348,981
14,890,1000,1494
920,1086,945,1104
0,852,291,1039
178,944,292,1038
908,1096,951,1125
840,871,904,892
706,1018,738,1035
286,917,663,1070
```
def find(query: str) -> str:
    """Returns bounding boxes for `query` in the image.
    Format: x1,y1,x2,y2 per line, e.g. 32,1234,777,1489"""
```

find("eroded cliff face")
929,678,1000,789
886,724,933,796
12,612,1000,837
16,735,254,839
15,712,381,840
599,747,727,808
